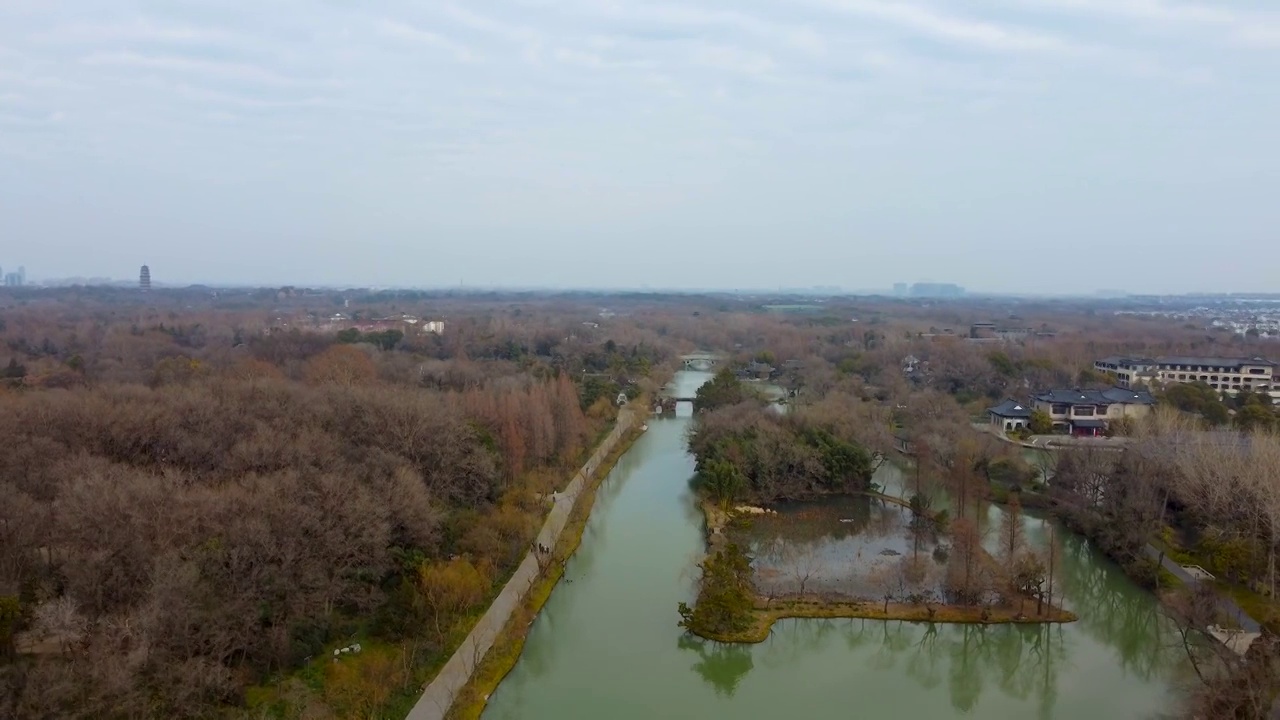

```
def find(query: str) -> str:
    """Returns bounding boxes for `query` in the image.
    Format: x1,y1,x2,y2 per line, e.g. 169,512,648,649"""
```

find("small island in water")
678,369,1076,643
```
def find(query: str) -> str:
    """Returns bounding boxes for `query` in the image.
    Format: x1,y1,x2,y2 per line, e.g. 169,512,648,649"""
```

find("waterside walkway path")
1142,544,1262,636
406,408,640,720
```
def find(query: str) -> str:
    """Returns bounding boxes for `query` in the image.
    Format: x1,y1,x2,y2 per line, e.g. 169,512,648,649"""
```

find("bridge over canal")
680,351,722,372
654,353,724,411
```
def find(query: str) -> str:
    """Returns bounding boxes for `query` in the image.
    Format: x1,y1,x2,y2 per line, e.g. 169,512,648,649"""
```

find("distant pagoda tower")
140,265,151,292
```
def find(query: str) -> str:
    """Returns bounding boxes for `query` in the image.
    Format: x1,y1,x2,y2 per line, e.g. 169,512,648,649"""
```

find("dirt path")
406,408,638,720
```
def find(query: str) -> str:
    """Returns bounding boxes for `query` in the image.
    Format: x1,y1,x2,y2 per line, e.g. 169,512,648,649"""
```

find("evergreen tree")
678,544,755,636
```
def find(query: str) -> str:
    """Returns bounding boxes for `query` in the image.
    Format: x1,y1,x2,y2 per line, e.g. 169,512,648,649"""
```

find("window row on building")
1094,355,1278,399
988,387,1156,437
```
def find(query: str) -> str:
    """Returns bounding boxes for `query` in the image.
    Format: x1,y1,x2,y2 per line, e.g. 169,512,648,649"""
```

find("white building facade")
1095,355,1278,400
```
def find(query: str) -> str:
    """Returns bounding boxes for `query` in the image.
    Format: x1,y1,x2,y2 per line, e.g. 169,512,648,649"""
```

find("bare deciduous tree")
783,543,826,597
31,597,87,654
869,558,904,613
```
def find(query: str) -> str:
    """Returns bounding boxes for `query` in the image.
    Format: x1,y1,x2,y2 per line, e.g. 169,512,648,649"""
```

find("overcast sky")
1,1,1278,293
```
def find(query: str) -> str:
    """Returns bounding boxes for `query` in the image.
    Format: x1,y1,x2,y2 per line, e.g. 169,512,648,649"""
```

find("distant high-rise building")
1,265,22,287
893,282,908,297
140,265,151,292
909,282,965,299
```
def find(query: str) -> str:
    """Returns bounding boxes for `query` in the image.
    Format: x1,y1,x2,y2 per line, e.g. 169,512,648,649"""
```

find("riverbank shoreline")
695,596,1077,643
693,497,1076,643
403,404,642,720
440,410,647,720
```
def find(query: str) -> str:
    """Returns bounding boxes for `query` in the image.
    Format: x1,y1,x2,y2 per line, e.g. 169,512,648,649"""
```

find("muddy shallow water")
730,494,946,600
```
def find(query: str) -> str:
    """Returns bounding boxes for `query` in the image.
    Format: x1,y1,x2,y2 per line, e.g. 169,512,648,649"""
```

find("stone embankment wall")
406,409,639,720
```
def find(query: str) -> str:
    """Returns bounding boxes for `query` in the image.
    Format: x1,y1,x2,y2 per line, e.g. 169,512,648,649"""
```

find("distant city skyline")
16,270,1280,300
0,264,26,288
2,1,1278,294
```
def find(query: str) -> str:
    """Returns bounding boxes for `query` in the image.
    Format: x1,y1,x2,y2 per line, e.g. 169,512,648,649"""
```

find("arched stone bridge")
681,351,721,372
655,353,725,412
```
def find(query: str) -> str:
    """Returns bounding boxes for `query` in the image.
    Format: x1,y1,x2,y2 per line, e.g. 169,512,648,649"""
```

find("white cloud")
0,110,63,127
81,51,319,87
535,1,829,55
1024,0,1280,48
0,68,83,90
693,44,777,75
1237,25,1280,48
811,0,1083,53
438,4,541,44
34,19,239,46
374,19,482,63
551,46,654,70
175,84,331,109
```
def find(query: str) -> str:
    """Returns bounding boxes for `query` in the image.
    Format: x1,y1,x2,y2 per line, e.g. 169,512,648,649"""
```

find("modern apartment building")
1094,355,1277,398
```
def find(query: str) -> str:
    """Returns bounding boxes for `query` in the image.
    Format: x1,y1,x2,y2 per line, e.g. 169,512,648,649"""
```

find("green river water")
482,372,1188,720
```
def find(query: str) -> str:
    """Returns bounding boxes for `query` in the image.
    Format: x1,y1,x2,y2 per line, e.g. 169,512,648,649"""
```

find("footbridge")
681,351,722,372
655,395,696,413
655,352,725,412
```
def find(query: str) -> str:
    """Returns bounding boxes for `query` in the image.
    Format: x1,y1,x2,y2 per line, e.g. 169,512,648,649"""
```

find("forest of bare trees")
0,289,684,719
1049,409,1280,717
5,285,1280,717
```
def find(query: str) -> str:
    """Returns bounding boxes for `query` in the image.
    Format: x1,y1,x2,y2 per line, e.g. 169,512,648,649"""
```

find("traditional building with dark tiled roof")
1031,386,1155,437
987,399,1034,433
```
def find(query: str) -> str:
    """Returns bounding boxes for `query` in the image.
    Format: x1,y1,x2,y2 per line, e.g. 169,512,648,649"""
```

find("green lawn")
1155,529,1279,632
1217,581,1280,633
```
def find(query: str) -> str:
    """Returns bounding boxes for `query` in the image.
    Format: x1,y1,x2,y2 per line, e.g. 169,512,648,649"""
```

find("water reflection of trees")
677,635,755,697
755,618,841,671
750,619,1073,715
1055,531,1181,681
930,623,1069,715
677,603,1164,716
869,620,914,670
829,520,1175,714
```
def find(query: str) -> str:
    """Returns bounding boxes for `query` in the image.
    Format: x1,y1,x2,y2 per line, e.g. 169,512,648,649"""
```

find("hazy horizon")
3,1,1278,294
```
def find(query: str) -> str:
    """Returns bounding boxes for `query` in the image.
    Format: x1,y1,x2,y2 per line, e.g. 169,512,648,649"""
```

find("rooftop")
1096,355,1155,367
1034,387,1156,406
988,399,1033,418
1155,356,1275,369
1097,354,1274,369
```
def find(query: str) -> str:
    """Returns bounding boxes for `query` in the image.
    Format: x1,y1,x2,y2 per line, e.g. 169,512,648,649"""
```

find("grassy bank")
691,597,1077,644
444,414,647,720
1153,534,1279,632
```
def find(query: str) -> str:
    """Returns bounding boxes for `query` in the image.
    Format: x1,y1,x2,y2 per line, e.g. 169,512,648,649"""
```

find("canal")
482,371,1187,719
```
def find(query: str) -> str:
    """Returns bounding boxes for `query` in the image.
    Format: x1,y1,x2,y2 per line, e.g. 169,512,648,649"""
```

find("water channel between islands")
481,371,1190,720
